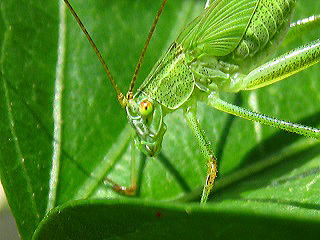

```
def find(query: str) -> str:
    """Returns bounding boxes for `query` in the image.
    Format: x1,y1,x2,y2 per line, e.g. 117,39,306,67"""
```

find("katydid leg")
235,38,320,90
184,105,218,203
104,140,138,195
207,93,320,139
289,15,320,34
283,15,320,45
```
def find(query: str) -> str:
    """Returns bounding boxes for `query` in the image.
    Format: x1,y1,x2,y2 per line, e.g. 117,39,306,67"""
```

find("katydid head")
64,0,168,154
126,95,167,157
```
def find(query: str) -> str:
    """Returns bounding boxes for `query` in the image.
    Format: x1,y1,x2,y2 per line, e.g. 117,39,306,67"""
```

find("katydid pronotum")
64,0,320,203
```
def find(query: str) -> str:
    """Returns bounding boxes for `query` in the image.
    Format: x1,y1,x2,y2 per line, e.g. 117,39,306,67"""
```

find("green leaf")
0,0,319,239
33,199,320,240
0,1,59,238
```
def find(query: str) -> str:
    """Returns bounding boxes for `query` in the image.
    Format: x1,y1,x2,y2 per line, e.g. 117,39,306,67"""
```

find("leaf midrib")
47,0,66,213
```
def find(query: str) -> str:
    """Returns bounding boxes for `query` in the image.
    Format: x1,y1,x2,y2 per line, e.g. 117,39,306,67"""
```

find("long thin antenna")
127,0,168,99
63,0,126,107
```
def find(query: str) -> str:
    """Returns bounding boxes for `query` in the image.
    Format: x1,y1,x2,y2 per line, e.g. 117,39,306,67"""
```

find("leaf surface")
0,0,319,239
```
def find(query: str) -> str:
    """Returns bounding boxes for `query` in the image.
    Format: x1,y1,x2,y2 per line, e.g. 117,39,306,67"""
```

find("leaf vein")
1,43,41,221
47,0,66,212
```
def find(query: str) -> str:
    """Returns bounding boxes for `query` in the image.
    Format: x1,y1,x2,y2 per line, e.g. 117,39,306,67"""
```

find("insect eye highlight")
139,100,153,116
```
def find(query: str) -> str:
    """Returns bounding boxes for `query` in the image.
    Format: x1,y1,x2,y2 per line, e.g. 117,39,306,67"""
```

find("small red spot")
155,211,162,218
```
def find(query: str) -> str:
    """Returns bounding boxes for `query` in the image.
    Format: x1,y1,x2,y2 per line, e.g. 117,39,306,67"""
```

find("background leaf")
0,1,59,238
0,0,319,239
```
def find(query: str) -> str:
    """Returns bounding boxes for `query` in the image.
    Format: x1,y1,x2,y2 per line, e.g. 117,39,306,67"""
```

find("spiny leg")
184,105,218,204
207,93,320,139
284,15,320,46
229,38,320,91
104,140,138,196
289,15,320,36
220,27,320,134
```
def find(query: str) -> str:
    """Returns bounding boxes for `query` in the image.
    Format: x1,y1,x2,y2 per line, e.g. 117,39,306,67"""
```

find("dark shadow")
135,153,147,197
216,93,242,161
157,152,192,193
213,143,320,204
239,110,320,168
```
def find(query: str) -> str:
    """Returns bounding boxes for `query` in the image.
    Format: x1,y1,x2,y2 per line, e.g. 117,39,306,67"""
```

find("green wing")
138,44,195,109
177,0,259,57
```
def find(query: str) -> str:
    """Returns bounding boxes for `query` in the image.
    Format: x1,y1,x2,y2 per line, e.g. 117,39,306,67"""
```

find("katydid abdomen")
230,0,297,70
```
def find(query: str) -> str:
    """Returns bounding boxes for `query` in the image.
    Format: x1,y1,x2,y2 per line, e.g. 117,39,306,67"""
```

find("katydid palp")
64,0,320,203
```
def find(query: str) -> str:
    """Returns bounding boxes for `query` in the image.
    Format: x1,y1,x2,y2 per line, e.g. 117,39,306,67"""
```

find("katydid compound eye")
139,100,153,116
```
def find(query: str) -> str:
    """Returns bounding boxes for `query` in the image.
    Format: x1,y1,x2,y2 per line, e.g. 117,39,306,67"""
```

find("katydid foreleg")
184,105,218,203
104,140,139,195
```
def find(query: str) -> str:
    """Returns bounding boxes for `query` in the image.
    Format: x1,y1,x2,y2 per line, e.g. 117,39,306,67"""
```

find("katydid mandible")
64,0,320,204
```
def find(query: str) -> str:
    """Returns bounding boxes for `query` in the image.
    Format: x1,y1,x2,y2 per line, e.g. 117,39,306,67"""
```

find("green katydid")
64,0,320,204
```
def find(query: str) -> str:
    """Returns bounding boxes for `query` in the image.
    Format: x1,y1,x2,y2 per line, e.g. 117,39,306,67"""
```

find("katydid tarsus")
64,0,320,203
